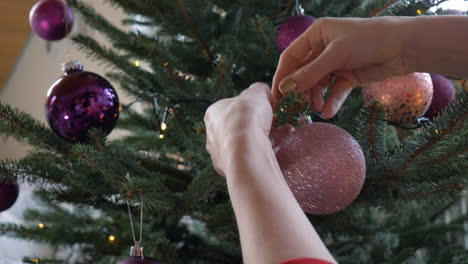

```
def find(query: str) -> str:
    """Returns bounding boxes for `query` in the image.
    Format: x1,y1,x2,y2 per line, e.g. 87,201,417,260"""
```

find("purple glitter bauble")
118,257,167,264
362,73,433,124
275,123,366,215
276,15,315,53
425,74,456,120
0,182,19,212
439,9,464,15
45,62,120,143
29,0,74,41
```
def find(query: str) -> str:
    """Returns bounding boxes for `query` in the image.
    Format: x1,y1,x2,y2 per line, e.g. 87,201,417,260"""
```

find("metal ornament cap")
130,242,144,257
118,243,167,264
61,60,83,75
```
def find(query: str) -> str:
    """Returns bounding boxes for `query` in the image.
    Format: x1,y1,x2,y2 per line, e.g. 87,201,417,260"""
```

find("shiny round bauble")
276,15,315,53
29,0,74,41
425,74,456,120
275,122,366,215
439,9,464,15
45,61,120,143
0,181,19,212
362,73,433,124
117,257,167,264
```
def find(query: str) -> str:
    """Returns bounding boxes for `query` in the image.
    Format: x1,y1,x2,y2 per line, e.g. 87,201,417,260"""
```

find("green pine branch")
0,102,70,155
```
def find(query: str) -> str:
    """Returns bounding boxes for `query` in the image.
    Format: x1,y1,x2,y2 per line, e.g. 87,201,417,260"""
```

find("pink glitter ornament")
362,73,433,124
276,15,315,53
273,122,366,215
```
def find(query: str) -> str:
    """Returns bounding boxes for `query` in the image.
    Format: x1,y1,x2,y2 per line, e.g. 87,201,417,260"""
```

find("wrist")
222,128,269,153
378,16,415,74
222,128,273,176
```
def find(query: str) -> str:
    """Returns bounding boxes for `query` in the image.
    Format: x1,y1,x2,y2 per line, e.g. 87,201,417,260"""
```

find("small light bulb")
416,9,423,15
163,62,169,67
108,235,116,242
134,60,140,67
38,223,45,229
159,134,164,139
161,122,167,131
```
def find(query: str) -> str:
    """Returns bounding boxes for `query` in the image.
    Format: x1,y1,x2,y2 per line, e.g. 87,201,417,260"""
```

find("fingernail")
279,78,296,95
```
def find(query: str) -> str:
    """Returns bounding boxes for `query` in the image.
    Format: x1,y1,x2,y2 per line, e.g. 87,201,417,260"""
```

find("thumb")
269,125,295,153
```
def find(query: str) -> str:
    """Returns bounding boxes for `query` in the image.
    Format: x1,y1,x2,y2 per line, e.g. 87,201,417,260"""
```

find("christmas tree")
1,0,467,263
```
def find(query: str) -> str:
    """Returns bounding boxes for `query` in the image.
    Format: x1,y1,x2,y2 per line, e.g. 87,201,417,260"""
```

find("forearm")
224,130,336,264
401,16,468,77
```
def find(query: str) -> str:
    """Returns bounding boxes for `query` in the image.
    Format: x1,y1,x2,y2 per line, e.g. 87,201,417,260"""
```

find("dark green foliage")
0,0,467,263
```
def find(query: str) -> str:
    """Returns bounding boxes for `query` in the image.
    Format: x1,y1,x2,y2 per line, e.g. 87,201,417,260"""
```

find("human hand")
272,16,411,119
204,83,274,176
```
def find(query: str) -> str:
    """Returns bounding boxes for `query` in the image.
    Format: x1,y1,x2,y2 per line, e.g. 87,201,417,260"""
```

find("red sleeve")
280,258,334,264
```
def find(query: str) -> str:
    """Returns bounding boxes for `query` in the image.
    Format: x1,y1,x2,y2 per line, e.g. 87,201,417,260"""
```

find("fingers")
204,98,233,125
244,82,271,97
242,82,274,108
269,125,295,153
272,19,326,101
279,43,342,95
321,77,354,119
309,75,332,112
351,62,400,84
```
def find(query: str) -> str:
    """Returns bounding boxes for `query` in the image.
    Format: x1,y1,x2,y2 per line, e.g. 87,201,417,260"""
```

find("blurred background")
0,1,127,262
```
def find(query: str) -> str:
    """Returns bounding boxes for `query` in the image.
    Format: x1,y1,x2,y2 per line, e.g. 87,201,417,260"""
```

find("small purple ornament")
118,257,167,264
29,0,74,41
0,181,19,212
439,9,464,15
276,15,315,53
118,242,167,264
274,121,366,215
45,61,120,143
425,74,456,120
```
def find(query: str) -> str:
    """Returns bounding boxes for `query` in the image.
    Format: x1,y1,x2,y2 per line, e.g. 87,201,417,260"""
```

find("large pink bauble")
275,123,366,215
362,73,433,124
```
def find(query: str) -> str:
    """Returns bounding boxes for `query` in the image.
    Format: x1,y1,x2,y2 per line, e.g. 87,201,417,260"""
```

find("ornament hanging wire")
298,114,313,126
62,0,72,62
387,117,433,130
126,198,144,243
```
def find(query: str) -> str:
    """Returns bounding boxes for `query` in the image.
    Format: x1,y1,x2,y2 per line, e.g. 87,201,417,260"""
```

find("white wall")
0,1,128,262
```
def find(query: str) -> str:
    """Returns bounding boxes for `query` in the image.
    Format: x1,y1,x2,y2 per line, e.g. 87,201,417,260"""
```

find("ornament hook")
293,0,305,16
298,114,313,127
126,197,144,246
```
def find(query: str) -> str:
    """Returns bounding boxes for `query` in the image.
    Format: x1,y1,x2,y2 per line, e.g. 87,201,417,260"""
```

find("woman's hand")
204,82,336,264
272,17,411,119
204,82,273,176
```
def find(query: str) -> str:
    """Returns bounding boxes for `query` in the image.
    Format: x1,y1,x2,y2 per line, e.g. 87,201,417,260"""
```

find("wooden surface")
0,0,38,90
